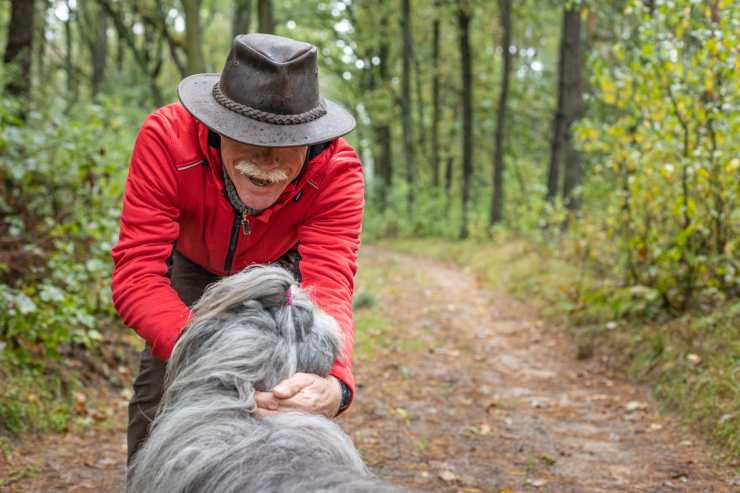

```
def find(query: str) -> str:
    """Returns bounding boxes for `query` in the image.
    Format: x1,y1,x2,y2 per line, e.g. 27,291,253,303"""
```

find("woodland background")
0,0,738,459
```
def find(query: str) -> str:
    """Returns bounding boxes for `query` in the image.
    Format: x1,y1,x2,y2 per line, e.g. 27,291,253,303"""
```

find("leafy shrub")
575,0,739,310
0,96,142,363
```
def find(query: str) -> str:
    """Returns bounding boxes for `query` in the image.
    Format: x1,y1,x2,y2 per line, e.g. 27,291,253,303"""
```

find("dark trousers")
126,249,301,465
126,250,218,464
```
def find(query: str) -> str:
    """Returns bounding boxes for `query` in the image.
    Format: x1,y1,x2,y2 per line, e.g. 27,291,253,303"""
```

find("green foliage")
0,361,73,436
575,0,739,310
0,93,142,363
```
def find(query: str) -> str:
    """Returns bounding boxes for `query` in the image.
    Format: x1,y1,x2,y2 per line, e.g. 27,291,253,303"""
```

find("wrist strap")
335,379,352,415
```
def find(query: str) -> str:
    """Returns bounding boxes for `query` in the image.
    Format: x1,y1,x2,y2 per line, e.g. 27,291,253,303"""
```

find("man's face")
220,136,308,210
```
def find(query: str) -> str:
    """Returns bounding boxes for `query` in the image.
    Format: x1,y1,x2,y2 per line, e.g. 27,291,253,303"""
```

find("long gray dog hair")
127,265,402,492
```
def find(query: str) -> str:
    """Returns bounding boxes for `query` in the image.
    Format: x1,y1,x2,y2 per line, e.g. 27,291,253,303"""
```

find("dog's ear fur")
295,309,342,377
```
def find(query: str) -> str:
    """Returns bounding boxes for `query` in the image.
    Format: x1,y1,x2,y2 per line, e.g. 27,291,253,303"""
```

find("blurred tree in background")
0,0,737,388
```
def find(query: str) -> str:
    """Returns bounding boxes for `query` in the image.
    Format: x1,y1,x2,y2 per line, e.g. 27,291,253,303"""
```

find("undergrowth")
0,360,75,437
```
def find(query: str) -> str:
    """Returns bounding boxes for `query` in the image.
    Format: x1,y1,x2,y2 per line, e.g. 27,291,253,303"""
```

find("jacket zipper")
224,211,251,274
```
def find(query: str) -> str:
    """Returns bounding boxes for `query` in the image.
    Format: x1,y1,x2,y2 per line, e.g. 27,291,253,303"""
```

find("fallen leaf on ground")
439,470,458,483
625,401,645,412
73,392,87,414
538,453,556,465
525,478,546,487
686,353,702,365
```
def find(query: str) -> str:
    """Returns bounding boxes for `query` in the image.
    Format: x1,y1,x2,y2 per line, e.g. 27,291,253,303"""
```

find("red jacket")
111,103,363,401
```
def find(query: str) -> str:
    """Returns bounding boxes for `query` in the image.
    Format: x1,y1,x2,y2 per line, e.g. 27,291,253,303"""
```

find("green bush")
0,96,143,363
575,0,739,310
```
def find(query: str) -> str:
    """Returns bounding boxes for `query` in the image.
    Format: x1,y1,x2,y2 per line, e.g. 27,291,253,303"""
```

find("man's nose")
252,149,281,168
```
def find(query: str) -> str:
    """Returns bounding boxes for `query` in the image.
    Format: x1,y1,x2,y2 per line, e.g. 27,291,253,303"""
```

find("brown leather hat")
178,33,356,148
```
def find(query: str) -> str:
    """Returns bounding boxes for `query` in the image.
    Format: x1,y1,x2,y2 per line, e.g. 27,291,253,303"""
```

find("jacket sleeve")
111,113,191,361
297,142,364,410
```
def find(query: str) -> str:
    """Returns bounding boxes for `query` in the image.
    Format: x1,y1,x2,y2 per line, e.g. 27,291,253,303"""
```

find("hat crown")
220,33,321,116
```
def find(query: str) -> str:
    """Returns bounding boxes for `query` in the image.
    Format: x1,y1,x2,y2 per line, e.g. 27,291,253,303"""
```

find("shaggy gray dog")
127,265,403,493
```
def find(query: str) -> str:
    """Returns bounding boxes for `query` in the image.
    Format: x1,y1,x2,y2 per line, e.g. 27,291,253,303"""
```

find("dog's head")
165,265,342,399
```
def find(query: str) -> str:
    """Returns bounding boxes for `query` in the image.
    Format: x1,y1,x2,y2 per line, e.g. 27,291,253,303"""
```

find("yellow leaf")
393,407,409,420
706,38,720,57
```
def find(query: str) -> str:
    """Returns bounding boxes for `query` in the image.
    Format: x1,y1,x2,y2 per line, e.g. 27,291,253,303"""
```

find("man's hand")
255,373,342,418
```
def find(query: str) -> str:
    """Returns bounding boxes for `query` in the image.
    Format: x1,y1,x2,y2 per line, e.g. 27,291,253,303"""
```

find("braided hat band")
212,82,327,126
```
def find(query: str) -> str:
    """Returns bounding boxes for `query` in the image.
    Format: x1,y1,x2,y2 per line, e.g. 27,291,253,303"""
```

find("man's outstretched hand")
255,372,342,418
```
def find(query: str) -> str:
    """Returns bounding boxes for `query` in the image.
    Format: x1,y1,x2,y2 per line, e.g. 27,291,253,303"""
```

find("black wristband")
336,379,352,415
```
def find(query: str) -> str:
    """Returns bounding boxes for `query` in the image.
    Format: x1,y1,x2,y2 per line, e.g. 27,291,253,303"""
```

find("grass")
0,360,74,438
0,464,42,488
379,237,740,460
352,253,428,360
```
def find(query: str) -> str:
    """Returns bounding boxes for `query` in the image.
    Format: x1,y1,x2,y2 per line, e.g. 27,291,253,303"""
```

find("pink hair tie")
285,287,293,306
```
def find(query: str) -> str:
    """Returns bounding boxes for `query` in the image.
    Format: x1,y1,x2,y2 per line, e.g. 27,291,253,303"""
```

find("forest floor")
1,246,738,492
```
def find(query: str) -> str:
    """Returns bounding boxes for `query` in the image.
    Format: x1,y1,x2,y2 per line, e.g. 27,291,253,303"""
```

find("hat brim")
178,73,357,148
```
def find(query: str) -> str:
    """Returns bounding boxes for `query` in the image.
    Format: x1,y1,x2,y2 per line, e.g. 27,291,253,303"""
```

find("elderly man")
111,33,362,464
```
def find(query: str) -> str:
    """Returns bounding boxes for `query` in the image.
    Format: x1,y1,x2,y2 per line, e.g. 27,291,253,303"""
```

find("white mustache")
234,160,289,183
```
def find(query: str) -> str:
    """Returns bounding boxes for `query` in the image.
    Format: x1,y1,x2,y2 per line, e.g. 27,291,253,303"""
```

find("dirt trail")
345,247,736,492
1,246,737,492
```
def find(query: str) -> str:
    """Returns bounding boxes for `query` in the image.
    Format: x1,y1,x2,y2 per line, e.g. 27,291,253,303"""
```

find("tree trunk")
34,0,50,86
90,4,108,98
142,16,165,106
4,0,34,109
490,0,512,226
232,0,253,38
257,0,275,34
413,54,427,166
374,5,393,210
182,0,206,75
431,0,441,187
457,1,473,239
445,156,454,198
374,124,393,209
546,6,583,206
400,0,415,218
445,103,460,202
559,8,584,210
116,22,125,72
98,0,164,106
64,0,77,108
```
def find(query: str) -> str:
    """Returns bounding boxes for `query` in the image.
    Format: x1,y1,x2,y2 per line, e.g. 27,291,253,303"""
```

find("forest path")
0,245,736,492
343,246,735,492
